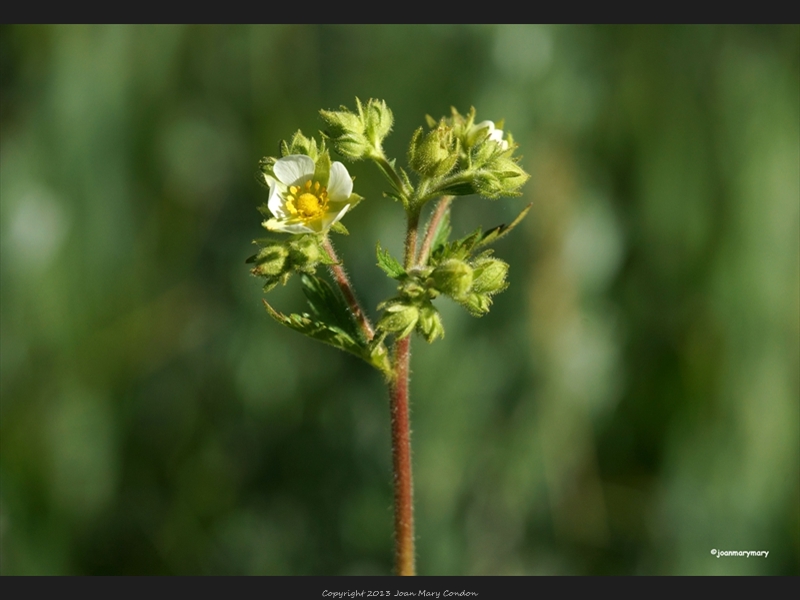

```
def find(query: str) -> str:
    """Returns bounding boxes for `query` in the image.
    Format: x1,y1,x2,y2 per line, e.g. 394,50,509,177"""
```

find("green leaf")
300,274,362,342
376,243,406,280
476,202,532,249
263,300,365,358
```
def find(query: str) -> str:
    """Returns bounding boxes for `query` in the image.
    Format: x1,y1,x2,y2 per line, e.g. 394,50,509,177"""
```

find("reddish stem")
389,335,415,576
417,196,453,267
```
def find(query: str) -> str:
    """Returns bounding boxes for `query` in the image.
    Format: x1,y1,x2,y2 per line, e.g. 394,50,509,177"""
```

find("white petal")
327,161,353,201
278,221,316,234
273,155,315,185
475,120,496,133
267,180,287,218
263,218,314,234
319,203,350,231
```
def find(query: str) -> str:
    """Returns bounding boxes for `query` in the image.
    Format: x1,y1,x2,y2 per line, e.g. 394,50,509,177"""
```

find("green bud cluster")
413,107,529,201
427,254,509,317
320,98,393,161
376,265,446,343
249,235,330,292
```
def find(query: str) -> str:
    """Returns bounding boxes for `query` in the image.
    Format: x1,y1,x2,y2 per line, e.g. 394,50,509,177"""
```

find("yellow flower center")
286,180,329,221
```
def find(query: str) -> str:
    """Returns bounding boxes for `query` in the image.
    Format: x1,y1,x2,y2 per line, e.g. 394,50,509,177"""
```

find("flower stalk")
321,236,375,341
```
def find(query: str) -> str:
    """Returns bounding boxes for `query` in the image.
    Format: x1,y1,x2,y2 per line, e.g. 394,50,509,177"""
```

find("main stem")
389,207,420,576
389,336,414,576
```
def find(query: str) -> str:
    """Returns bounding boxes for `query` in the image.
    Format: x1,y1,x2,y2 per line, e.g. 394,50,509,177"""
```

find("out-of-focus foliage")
1,25,797,575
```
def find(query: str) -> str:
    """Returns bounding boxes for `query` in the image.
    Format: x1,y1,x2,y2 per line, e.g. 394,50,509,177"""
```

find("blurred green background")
1,25,798,575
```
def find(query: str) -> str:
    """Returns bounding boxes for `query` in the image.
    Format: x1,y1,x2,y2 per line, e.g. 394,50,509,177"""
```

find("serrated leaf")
376,243,406,280
300,274,363,342
263,300,365,358
476,202,532,249
431,227,484,264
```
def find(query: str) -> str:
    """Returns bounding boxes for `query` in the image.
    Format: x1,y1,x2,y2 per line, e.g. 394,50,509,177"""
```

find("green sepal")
329,221,349,236
417,303,444,343
376,301,419,340
376,243,406,280
281,130,323,160
457,292,493,317
258,156,277,177
313,149,332,186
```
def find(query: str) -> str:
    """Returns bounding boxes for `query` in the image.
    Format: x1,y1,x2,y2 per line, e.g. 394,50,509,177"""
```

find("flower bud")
288,236,322,269
417,304,444,343
399,278,427,301
320,108,371,160
431,259,473,299
408,124,457,178
377,303,419,339
320,98,393,161
470,258,509,294
251,243,289,277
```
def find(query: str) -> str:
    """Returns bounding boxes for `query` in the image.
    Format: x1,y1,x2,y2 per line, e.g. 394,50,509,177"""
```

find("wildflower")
263,154,358,234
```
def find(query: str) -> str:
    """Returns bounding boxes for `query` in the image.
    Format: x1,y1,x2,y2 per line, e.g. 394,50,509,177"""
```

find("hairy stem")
404,208,420,269
388,207,421,576
389,335,414,576
322,236,374,341
416,196,453,267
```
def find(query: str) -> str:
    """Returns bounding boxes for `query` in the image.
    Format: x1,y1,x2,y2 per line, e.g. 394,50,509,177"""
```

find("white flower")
263,154,357,234
468,120,509,151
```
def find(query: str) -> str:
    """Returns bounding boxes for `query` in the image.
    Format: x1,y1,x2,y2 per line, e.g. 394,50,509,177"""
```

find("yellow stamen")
285,180,328,221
